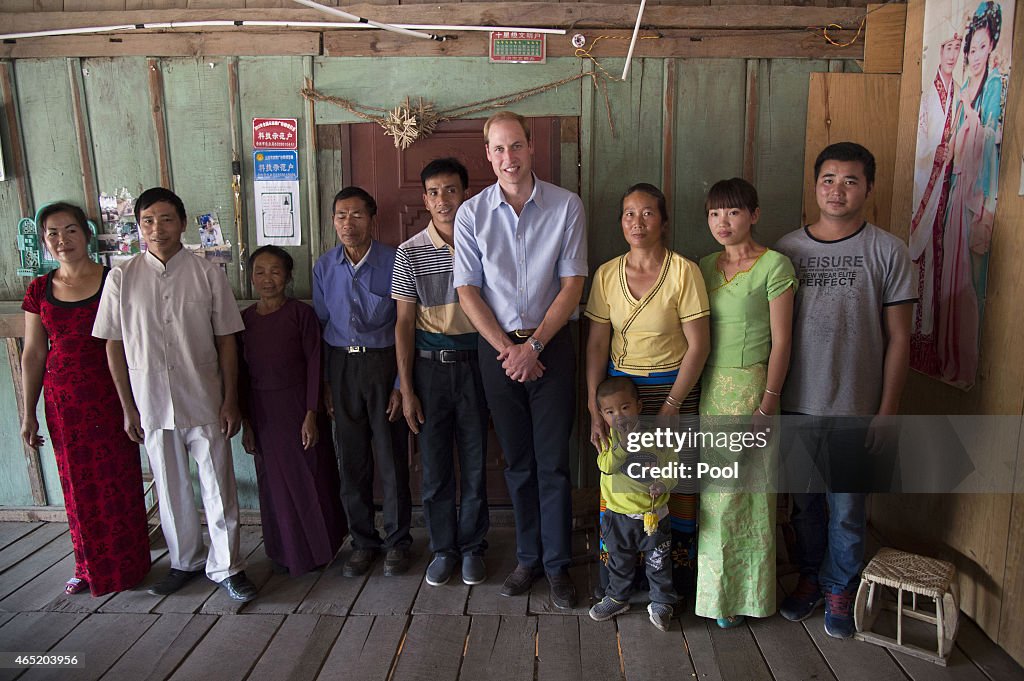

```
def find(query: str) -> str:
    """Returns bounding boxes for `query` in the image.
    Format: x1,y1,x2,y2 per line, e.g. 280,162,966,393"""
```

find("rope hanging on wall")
301,70,612,149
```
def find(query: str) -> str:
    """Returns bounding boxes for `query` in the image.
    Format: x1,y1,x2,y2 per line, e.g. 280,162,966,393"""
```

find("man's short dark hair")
38,201,91,236
813,142,876,186
333,186,377,217
421,157,469,191
135,187,186,223
596,376,640,403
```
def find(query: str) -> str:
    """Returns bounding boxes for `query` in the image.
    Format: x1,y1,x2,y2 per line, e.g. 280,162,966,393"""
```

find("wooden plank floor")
0,521,1021,681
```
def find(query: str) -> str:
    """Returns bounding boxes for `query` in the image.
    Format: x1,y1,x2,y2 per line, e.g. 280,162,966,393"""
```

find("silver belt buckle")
346,345,365,354
438,349,455,364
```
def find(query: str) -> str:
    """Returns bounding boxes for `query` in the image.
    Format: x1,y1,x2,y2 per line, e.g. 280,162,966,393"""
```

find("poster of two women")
910,0,1015,390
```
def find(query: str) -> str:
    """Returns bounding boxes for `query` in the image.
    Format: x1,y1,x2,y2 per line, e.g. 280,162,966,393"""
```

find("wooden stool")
854,547,960,665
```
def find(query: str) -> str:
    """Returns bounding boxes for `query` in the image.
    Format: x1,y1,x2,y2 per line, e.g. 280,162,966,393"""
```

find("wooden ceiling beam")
325,29,863,60
1,4,866,33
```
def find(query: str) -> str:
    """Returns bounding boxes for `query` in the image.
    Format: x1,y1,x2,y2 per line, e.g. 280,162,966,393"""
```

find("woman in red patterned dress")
20,202,151,596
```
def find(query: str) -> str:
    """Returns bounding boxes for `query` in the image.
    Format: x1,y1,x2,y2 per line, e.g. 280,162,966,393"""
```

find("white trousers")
145,424,244,583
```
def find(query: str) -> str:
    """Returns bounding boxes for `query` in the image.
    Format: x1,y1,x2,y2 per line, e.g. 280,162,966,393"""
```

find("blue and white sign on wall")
253,150,301,246
253,150,299,181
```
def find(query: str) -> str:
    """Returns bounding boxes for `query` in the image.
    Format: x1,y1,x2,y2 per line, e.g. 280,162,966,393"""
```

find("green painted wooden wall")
0,54,848,508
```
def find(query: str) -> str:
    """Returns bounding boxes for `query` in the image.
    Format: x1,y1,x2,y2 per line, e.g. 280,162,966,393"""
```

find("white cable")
292,0,447,41
0,18,566,42
3,24,137,40
621,0,648,80
243,21,565,34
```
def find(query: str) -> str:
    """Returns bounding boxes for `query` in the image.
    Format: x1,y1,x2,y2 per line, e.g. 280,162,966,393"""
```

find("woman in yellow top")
585,182,711,599
696,178,796,628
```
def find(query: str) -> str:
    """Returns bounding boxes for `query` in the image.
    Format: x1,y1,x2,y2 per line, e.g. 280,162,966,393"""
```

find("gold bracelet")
664,395,682,407
757,407,771,417
764,388,781,397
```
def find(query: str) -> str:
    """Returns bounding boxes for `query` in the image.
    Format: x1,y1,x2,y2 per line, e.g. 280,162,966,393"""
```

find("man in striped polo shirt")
393,158,490,587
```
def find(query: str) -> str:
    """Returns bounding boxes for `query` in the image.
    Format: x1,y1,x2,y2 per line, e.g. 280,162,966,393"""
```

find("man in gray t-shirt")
774,143,915,640
778,220,916,416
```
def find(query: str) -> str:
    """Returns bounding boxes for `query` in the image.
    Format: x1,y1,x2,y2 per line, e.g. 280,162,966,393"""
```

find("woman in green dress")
695,178,796,627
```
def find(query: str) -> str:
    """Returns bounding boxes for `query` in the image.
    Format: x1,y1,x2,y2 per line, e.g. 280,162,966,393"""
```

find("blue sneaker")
648,602,673,632
779,576,824,622
589,596,630,622
824,588,856,639
716,615,745,629
462,555,486,586
425,553,457,586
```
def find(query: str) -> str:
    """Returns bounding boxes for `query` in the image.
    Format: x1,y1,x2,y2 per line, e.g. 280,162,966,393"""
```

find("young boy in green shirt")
590,376,677,631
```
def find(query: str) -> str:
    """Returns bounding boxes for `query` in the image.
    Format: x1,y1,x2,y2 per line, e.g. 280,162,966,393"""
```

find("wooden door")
334,116,563,506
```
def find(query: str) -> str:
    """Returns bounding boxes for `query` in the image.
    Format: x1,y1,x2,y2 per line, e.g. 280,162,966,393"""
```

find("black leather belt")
417,349,477,364
508,328,537,343
336,345,392,354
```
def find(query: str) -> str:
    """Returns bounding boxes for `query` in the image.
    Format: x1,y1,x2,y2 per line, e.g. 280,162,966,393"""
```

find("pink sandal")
64,578,88,595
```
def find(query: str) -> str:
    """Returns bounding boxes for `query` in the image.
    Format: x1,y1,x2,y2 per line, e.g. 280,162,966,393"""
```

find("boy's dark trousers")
601,509,676,604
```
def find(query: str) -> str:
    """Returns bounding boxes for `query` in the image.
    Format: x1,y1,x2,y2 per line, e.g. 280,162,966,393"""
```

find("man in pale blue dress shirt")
453,111,587,609
313,186,412,578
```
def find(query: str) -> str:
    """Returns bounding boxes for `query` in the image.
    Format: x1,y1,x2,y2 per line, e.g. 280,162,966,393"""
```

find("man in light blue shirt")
313,186,412,579
454,111,587,609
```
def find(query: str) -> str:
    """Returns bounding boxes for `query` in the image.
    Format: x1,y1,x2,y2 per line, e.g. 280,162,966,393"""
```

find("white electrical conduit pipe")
292,0,446,41
621,0,647,80
1,20,565,42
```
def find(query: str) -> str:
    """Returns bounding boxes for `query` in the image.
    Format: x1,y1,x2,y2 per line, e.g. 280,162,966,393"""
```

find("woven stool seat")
854,547,960,666
862,547,956,599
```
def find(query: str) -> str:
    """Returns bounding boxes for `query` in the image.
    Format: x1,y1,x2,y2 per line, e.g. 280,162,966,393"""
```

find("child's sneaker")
824,588,856,639
647,602,673,632
779,575,824,622
589,596,630,622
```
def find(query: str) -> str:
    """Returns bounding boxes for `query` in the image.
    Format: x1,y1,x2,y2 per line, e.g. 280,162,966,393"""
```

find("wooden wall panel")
82,57,161,199
161,57,240,292
671,58,747,261
863,2,906,74
237,56,312,297
869,493,1013,645
751,58,833,246
1003,478,1024,664
0,64,32,301
125,0,189,8
994,6,1024,664
0,348,37,507
311,57,585,125
581,57,664,273
802,72,899,229
13,60,85,222
869,0,1024,666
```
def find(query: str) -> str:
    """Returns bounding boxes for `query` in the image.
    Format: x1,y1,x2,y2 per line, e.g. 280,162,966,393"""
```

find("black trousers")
477,327,575,573
415,355,490,557
328,345,412,550
602,510,675,605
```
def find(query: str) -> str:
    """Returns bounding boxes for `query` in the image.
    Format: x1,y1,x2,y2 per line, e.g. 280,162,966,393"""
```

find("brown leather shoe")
342,548,377,577
500,564,540,597
383,546,411,576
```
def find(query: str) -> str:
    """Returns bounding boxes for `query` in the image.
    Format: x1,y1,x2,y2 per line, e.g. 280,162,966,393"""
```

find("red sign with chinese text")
253,118,298,150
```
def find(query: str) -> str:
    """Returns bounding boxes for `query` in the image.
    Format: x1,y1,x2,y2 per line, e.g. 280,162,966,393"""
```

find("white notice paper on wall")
254,150,301,246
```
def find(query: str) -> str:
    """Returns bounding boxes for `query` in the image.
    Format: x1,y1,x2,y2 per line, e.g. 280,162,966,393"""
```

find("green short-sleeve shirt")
699,249,797,368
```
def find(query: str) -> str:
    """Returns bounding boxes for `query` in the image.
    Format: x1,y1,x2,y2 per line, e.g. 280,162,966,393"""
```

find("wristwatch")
527,336,544,353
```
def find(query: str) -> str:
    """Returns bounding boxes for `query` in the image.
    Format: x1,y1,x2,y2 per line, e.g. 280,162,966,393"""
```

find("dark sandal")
64,578,88,595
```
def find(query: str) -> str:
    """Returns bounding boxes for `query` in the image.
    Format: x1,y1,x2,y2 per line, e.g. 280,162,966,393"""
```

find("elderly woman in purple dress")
240,245,345,576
